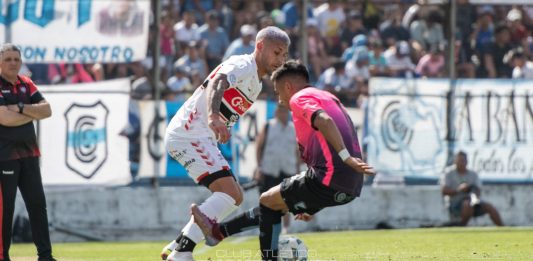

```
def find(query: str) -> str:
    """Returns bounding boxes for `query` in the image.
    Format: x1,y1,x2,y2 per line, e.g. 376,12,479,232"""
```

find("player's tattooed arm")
207,73,231,143
207,73,229,116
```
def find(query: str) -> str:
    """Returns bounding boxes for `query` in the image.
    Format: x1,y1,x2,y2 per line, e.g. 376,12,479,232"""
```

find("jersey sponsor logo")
223,88,252,116
1,90,10,93
65,101,109,179
2,170,14,175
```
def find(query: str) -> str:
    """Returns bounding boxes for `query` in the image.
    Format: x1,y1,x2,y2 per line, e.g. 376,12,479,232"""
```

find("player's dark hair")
270,60,309,83
457,151,468,161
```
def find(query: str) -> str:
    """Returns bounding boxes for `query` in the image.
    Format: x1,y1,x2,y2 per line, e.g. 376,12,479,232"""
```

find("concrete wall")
14,185,532,242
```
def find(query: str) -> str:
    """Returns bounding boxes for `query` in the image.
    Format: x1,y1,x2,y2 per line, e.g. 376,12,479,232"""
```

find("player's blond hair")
256,26,290,46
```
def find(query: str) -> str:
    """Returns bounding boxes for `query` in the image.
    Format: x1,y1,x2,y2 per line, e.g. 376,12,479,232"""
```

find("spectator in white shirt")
173,10,199,56
510,48,533,79
384,40,416,77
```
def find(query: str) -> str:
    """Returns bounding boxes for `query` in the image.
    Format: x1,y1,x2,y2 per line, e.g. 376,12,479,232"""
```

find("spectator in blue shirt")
175,41,209,80
223,24,256,61
198,10,229,70
342,34,367,62
281,0,314,30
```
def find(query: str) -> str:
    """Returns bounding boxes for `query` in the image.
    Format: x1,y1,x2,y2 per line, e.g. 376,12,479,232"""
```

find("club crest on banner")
64,101,109,179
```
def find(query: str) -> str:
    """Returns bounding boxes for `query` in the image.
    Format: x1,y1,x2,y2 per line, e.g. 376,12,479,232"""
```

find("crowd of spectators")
20,0,533,107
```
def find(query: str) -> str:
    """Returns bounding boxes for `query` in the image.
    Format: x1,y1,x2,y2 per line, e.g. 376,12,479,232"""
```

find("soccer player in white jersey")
161,26,290,261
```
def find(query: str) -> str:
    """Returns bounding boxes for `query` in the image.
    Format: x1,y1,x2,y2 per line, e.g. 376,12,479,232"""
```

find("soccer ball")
278,235,308,261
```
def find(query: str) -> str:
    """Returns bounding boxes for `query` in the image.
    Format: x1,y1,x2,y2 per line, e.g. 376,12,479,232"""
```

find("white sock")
164,240,178,251
180,192,239,244
198,192,239,222
181,217,204,244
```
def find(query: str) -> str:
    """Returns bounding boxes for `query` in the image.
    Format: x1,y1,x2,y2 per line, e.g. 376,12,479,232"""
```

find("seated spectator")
317,60,357,106
340,11,367,51
175,41,209,80
455,38,476,78
342,34,367,62
198,10,229,70
49,63,94,84
409,8,444,57
416,44,445,78
506,8,528,47
510,48,533,79
160,11,176,81
441,151,504,227
282,0,313,31
345,46,370,83
384,41,416,77
368,38,389,76
306,19,330,81
223,24,256,61
482,23,514,78
181,0,214,25
473,6,494,53
317,60,352,91
173,10,200,56
85,63,104,81
379,10,410,49
313,1,345,56
166,65,193,102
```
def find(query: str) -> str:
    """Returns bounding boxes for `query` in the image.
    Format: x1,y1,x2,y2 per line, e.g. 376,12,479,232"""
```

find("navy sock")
220,206,260,237
259,204,282,261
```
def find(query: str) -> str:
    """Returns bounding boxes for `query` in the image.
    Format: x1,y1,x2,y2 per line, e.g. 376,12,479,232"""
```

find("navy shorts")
280,171,356,215
449,199,486,217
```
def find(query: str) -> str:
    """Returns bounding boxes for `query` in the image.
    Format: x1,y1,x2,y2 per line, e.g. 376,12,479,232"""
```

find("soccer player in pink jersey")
192,60,374,260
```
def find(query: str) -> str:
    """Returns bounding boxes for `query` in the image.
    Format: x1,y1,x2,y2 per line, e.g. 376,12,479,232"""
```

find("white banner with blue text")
0,0,150,63
367,78,533,182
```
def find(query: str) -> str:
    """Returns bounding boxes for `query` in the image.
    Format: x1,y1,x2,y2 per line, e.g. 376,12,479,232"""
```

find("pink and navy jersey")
289,87,363,196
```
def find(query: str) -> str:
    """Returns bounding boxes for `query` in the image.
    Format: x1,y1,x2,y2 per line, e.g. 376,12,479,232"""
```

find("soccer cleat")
166,250,194,261
160,240,178,260
191,204,225,246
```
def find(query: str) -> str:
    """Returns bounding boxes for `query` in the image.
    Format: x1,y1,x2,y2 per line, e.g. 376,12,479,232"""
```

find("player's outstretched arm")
313,111,375,176
207,73,231,143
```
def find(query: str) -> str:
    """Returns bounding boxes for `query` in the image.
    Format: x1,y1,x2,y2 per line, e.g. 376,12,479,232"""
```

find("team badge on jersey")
228,74,237,86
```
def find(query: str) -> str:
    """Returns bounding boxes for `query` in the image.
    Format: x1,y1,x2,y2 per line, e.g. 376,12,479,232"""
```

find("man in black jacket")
0,43,55,261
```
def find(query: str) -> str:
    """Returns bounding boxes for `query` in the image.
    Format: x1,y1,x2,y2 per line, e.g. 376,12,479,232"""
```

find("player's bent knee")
229,189,244,206
259,187,282,210
259,194,273,208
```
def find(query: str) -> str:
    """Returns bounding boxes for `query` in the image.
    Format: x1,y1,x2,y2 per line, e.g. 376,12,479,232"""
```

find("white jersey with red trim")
166,54,261,139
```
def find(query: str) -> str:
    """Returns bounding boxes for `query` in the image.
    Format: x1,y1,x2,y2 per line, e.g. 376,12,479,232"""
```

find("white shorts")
165,136,231,185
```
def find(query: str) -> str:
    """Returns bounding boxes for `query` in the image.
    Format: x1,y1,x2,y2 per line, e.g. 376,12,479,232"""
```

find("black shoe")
38,257,57,261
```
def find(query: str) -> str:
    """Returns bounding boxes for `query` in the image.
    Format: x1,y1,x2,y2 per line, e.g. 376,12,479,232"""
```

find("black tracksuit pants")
0,157,52,261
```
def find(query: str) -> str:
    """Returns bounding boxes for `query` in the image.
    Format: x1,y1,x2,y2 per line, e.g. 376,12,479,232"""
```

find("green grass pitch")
10,227,533,260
